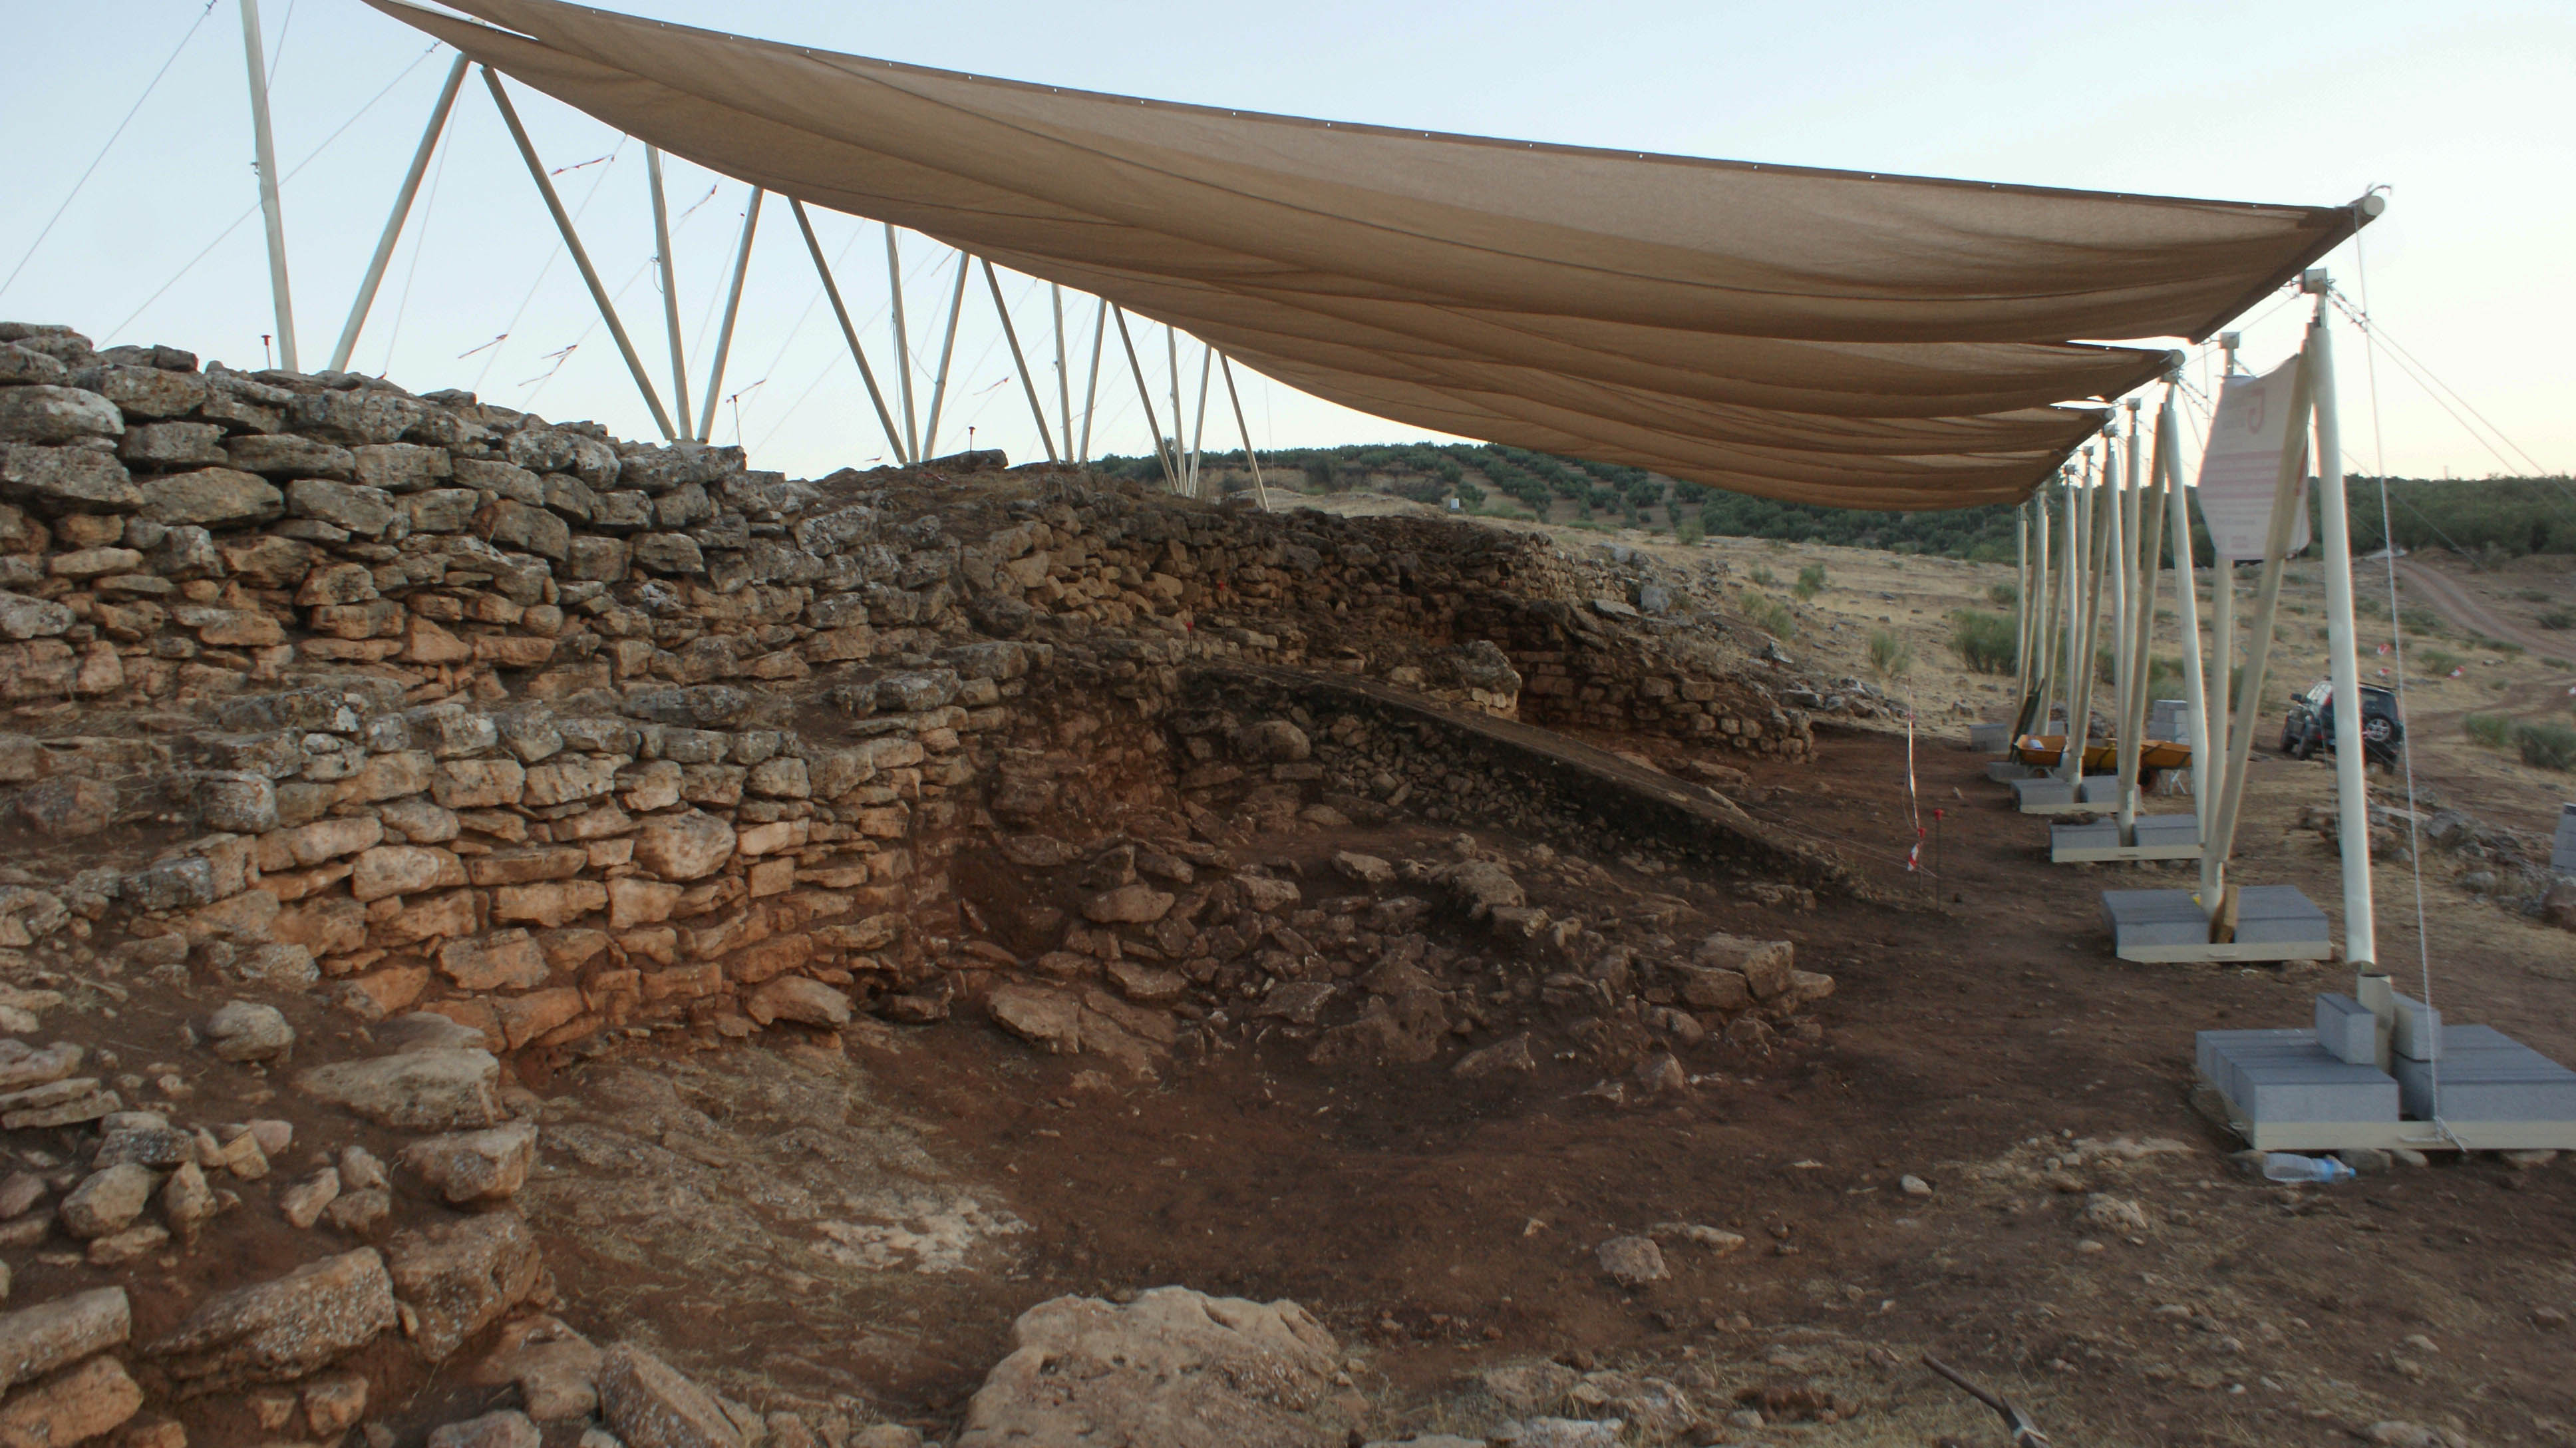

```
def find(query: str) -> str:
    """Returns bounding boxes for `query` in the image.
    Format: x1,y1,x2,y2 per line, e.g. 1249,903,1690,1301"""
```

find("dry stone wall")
0,319,1818,1068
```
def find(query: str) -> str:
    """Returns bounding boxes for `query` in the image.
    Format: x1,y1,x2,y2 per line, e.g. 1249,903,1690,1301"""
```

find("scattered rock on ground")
955,1288,1345,1448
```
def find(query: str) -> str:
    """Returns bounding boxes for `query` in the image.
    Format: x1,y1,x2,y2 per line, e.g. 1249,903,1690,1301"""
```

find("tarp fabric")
367,0,2367,508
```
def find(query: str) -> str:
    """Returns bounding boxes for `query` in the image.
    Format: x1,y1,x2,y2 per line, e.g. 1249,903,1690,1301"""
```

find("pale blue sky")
2,1,2566,486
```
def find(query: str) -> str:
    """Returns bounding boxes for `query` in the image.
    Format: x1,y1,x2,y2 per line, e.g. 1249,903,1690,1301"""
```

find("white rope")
377,81,458,375
2330,295,2541,481
2350,209,2461,1149
0,1,221,302
472,136,630,391
106,41,447,343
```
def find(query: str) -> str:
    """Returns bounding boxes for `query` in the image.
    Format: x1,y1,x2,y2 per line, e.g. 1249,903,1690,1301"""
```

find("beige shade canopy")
369,0,2371,509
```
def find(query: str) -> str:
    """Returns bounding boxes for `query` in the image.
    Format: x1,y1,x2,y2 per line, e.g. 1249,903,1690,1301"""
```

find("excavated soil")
492,721,2576,1447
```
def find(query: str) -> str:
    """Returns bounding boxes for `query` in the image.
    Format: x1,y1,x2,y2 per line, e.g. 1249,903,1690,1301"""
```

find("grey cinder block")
2315,993,2376,1065
2391,994,2442,1061
2014,778,2076,809
2104,890,2211,948
2134,815,2201,848
2203,1034,2398,1123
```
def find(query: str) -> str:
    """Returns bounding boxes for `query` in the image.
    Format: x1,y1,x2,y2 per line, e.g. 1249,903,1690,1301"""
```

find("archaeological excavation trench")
4,314,2573,1448
0,323,1937,1448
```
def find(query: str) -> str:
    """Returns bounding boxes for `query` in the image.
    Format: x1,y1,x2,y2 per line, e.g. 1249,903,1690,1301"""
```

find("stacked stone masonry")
0,319,1816,1058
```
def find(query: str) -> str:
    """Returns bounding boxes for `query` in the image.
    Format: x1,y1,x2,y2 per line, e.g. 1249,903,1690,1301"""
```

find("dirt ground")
514,723,2576,1447
466,504,2576,1445
539,706,2573,1446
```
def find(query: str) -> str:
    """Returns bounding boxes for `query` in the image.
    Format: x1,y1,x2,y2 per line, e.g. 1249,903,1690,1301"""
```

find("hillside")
1102,443,2576,569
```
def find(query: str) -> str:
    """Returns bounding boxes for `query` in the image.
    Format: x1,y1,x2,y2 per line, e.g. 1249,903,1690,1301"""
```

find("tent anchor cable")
2348,222,2458,1151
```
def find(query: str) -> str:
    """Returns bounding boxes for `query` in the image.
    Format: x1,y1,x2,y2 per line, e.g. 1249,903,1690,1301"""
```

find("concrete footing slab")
2050,814,2201,862
2393,1026,2576,1122
2101,885,2332,963
2013,774,2125,814
2195,1011,2576,1152
1986,761,2049,783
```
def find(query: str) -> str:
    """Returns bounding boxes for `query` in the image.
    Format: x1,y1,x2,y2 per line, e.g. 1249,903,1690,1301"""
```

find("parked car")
2281,679,2402,765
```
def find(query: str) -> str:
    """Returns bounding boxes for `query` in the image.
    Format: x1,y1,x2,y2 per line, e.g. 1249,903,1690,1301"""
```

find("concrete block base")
2196,1017,2576,1151
2050,814,2201,862
2101,886,2332,963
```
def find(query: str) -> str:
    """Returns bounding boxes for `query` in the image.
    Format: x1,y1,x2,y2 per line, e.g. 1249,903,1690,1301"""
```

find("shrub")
1950,610,2018,674
2516,721,2576,771
1988,582,2019,608
1748,565,1776,588
2464,713,2513,749
2517,588,2552,602
1675,520,1705,546
2540,609,2574,630
2419,648,2463,675
1746,598,1796,639
1793,563,1827,600
1868,630,1913,679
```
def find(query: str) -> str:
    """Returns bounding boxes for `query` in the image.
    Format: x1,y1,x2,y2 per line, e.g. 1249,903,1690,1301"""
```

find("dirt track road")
2394,555,2563,655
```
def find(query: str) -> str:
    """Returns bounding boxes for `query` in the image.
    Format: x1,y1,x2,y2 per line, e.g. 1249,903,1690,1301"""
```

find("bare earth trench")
485,524,2576,1447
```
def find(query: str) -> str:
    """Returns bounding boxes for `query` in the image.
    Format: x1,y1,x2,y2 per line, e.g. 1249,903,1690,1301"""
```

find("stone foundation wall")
0,319,1816,1057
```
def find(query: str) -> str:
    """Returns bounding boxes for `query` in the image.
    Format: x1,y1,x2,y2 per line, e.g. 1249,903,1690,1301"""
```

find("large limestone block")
1692,932,1794,999
0,444,141,511
399,1123,537,1204
595,1343,742,1448
295,1049,500,1130
0,1288,130,1395
147,1248,398,1386
955,1288,1343,1448
139,468,283,527
385,1213,544,1363
633,811,733,881
0,387,121,445
0,1354,144,1448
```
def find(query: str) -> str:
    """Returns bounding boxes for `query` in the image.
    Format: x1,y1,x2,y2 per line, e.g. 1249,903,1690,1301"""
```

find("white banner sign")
2194,358,2309,563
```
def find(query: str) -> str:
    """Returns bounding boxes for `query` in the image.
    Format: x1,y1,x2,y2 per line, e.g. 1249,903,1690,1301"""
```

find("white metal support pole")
1051,283,1072,462
331,53,468,373
2203,347,2317,934
1184,343,1212,497
885,224,919,462
2201,558,2236,902
483,69,675,440
1079,296,1106,465
2116,401,2144,731
2028,478,2053,737
2064,447,2113,784
2306,278,2376,967
2012,504,2031,718
2118,397,2169,838
696,186,762,445
1166,326,1185,480
2060,464,2084,746
981,259,1058,463
919,250,969,460
2164,397,2213,821
645,147,693,439
1219,354,1269,511
2108,431,2132,737
238,0,299,371
788,200,905,464
1110,306,1179,490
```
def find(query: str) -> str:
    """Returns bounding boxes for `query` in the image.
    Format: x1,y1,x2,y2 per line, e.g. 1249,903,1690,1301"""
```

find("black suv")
2281,679,2403,765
